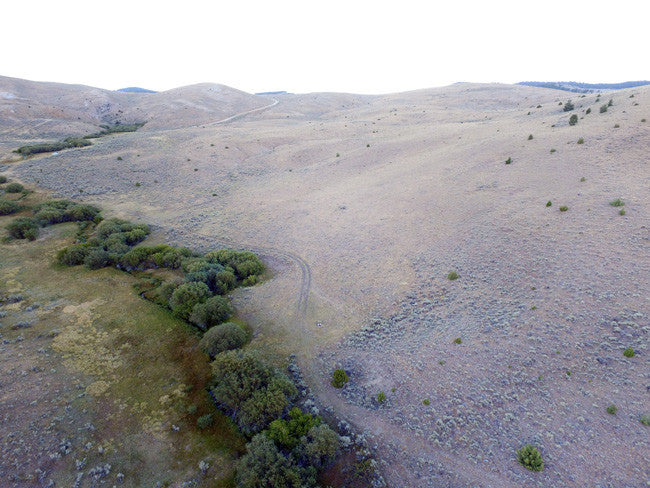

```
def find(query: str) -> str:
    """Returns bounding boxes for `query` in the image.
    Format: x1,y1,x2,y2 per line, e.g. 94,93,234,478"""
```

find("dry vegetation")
1,77,649,487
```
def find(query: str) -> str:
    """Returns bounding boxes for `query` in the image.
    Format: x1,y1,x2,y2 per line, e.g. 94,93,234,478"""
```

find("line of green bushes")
13,121,146,156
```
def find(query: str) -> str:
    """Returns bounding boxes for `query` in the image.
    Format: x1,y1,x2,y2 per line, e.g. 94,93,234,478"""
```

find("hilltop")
1,76,648,488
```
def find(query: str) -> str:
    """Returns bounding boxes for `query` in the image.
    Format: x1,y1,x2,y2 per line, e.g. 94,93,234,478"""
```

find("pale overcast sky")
3,0,647,94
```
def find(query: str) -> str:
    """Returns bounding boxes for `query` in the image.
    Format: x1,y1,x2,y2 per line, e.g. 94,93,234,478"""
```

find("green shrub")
516,444,544,471
267,407,322,450
606,404,617,415
209,350,297,434
189,295,233,330
600,104,608,113
376,391,386,403
505,157,512,165
199,322,247,358
236,434,303,488
169,281,211,320
205,249,264,282
640,414,650,426
546,201,552,207
550,148,556,153
609,198,624,207
453,337,462,344
423,398,430,405
569,114,578,126
577,137,584,144
559,206,568,212
0,199,20,216
447,271,458,280
4,183,25,193
619,209,626,216
296,423,340,469
0,175,6,184
563,100,574,111
196,414,214,429
6,217,39,240
57,244,90,265
528,134,533,140
586,107,591,114
84,248,111,269
623,347,635,358
83,122,145,139
608,98,613,107
331,368,349,388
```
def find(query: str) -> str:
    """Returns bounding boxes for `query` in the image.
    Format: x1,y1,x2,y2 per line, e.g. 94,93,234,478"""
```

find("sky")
3,0,647,94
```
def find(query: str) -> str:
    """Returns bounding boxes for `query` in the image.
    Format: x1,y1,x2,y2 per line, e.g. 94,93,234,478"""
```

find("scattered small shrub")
453,337,462,344
4,182,25,193
196,414,214,429
516,444,544,472
550,149,556,153
600,104,608,113
563,100,574,112
546,201,552,207
614,124,620,128
331,369,349,388
640,414,650,426
609,198,624,207
559,206,568,212
422,398,430,405
608,98,613,107
199,322,247,358
577,137,584,144
606,404,617,415
505,157,512,165
376,391,386,404
0,199,20,215
117,156,123,161
580,177,586,182
0,175,7,183
569,114,578,126
6,217,39,240
586,107,591,114
623,347,635,358
619,209,626,216
642,119,646,123
528,134,533,140
447,271,458,280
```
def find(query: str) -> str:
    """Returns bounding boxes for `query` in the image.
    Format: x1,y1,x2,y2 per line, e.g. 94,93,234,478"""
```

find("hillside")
1,77,649,488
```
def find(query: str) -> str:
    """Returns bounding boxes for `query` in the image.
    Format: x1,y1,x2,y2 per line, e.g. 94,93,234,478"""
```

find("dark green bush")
546,201,552,207
0,199,20,216
190,295,233,330
623,347,635,358
609,198,624,207
640,414,650,426
505,157,512,165
209,350,297,434
559,206,569,212
205,249,264,281
448,270,459,280
4,183,25,193
606,404,617,415
600,104,608,113
331,368,349,388
586,107,591,114
517,444,544,471
563,100,574,111
6,217,39,240
296,423,340,469
236,434,303,488
84,248,111,269
57,244,90,265
169,281,211,320
569,114,578,126
196,414,214,429
267,407,322,450
0,175,7,184
83,122,146,139
199,322,247,358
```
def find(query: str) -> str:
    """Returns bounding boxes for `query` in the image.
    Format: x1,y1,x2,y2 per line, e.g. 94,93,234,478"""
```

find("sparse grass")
606,405,618,415
609,198,625,207
559,206,568,212
447,270,458,280
517,444,544,472
623,347,635,358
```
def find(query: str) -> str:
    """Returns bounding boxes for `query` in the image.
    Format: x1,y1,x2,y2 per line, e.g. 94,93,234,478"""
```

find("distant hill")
255,91,288,95
517,80,650,93
116,87,157,93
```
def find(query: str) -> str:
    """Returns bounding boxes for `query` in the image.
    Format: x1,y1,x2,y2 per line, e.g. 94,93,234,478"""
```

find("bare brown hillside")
2,78,649,487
